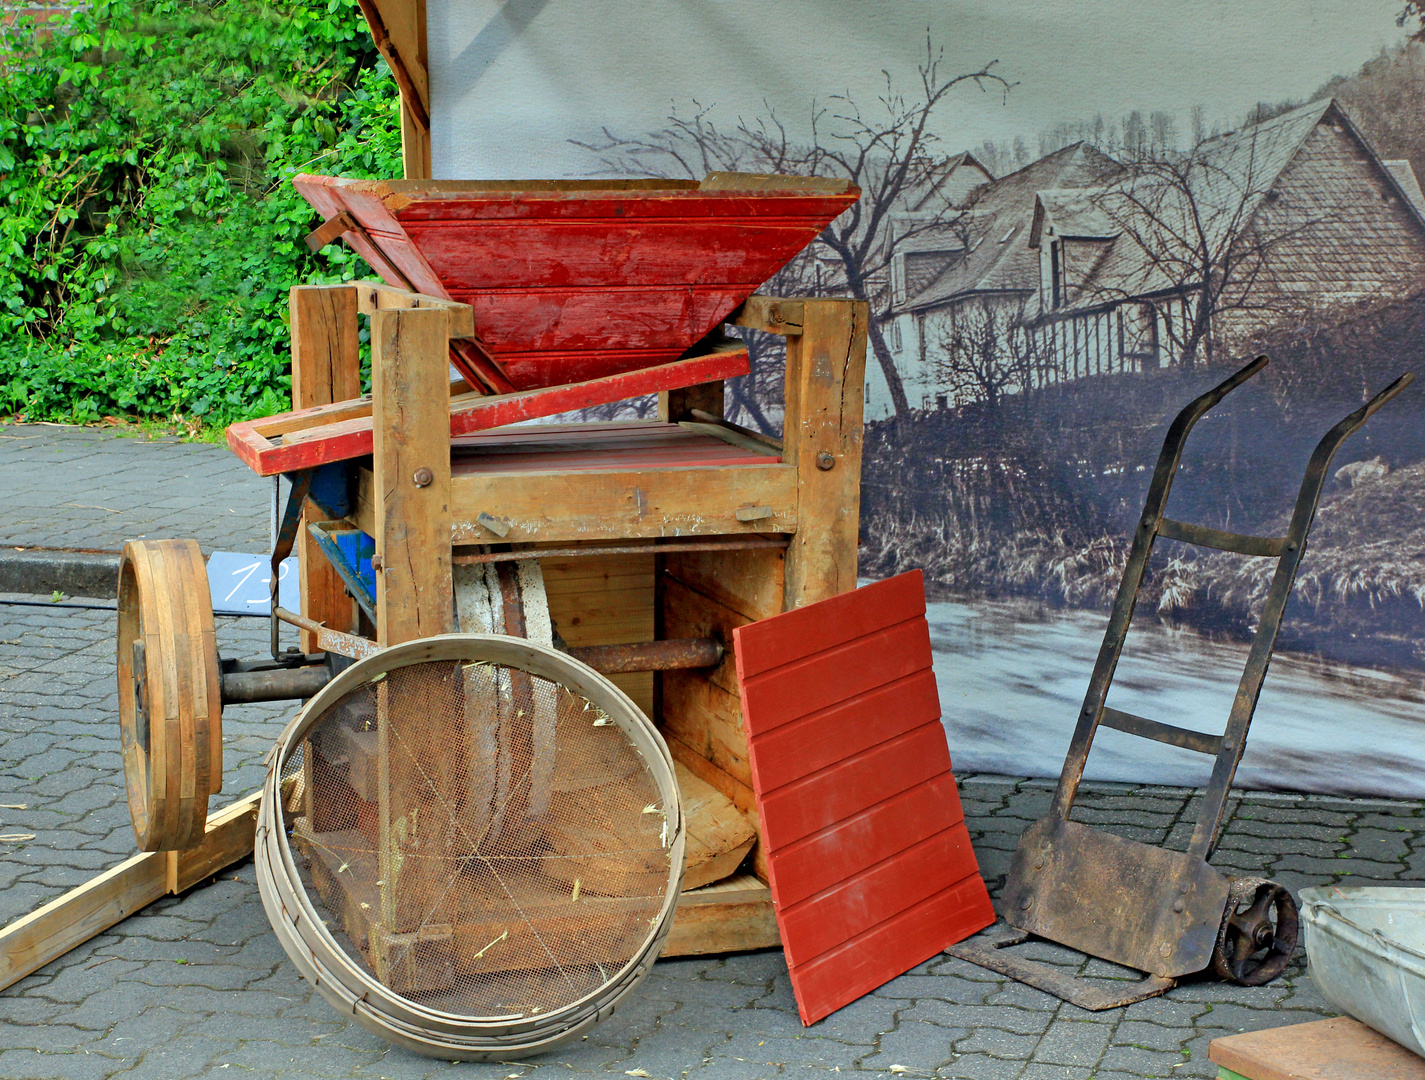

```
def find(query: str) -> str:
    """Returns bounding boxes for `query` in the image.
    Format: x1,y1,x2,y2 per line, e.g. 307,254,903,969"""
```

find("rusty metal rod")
452,537,787,565
221,666,332,705
567,638,723,674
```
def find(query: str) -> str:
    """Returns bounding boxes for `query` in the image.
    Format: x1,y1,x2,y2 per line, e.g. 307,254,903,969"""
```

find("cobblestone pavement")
0,421,1415,1079
0,423,271,553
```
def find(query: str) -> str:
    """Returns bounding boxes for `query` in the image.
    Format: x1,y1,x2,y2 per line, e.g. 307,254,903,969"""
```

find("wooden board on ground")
732,570,995,1026
0,792,261,993
1210,1016,1425,1080
663,874,780,957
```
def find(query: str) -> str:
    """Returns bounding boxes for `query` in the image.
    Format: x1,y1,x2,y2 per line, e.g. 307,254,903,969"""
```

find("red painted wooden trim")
733,570,927,680
757,723,952,851
789,878,996,1026
767,773,965,909
778,827,984,967
748,668,941,793
737,617,933,736
225,347,750,477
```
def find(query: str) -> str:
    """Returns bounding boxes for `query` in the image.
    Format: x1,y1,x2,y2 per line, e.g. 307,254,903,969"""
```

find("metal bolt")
1019,896,1032,910
413,467,434,487
1033,857,1045,870
815,451,835,471
1172,899,1185,913
371,554,383,571
1159,942,1172,958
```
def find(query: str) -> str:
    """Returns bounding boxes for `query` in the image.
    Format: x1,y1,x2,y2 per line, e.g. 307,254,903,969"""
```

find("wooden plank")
660,675,752,788
372,306,455,645
543,550,655,716
0,791,262,993
660,578,750,697
291,285,361,653
675,761,756,891
226,346,752,477
732,572,993,1025
354,461,798,545
739,618,931,734
663,874,780,956
780,298,868,611
1209,1016,1425,1080
663,547,785,624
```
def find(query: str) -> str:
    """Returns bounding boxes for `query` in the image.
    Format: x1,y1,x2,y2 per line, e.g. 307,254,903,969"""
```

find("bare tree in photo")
932,297,1041,409
572,36,1011,423
1074,123,1344,369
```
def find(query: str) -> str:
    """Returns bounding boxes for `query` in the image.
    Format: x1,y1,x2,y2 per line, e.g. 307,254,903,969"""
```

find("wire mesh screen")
280,656,673,1019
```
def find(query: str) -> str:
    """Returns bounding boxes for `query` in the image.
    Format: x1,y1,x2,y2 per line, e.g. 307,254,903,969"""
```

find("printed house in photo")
876,99,1425,416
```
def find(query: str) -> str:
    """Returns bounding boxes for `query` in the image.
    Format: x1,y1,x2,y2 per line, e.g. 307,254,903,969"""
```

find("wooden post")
291,285,361,652
372,306,455,645
781,298,868,610
370,305,457,980
356,0,430,180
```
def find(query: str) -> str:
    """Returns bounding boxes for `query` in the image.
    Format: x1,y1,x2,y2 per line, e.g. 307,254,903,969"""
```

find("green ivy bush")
0,0,403,429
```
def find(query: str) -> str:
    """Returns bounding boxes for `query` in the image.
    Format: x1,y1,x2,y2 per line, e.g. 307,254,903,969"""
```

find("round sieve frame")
254,633,686,1059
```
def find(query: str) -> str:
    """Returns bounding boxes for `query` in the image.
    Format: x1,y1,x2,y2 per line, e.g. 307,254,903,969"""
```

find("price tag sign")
206,552,299,616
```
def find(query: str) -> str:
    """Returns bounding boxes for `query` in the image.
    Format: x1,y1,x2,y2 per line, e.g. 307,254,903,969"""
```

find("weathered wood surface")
662,873,780,956
1210,1016,1425,1080
354,461,797,545
0,791,261,993
732,570,994,1025
290,173,856,392
675,761,756,890
781,298,868,611
353,0,429,179
291,285,361,652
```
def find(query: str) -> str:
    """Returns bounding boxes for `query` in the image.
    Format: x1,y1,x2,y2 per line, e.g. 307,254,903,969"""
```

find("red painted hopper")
226,173,857,476
293,172,858,393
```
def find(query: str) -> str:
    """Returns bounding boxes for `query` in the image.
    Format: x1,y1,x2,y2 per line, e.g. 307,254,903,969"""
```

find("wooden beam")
729,296,805,336
0,792,261,993
354,462,798,545
291,285,361,652
781,298,868,610
663,874,780,956
355,0,430,179
372,306,456,645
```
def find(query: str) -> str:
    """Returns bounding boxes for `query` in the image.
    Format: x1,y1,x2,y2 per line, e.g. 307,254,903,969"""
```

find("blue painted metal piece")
297,462,353,520
306,520,378,625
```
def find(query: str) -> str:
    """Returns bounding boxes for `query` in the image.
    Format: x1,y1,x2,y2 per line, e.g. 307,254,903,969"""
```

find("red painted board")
733,571,994,1026
225,346,750,477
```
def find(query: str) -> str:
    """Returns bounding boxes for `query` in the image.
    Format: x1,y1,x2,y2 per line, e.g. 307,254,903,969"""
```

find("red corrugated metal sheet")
732,570,994,1025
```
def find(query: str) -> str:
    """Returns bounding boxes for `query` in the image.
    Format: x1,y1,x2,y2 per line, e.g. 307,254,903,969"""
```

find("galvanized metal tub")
1300,885,1425,1057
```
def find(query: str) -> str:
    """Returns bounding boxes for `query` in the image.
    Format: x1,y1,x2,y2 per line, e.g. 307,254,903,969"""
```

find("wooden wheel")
117,540,223,851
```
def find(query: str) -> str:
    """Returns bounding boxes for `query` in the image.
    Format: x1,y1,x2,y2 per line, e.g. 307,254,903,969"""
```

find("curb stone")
0,548,121,598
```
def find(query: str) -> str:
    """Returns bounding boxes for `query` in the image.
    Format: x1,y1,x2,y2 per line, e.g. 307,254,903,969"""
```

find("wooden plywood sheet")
1210,1016,1425,1080
732,570,994,1026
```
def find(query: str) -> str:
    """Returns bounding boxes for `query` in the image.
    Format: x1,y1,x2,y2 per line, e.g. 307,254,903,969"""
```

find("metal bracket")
304,521,378,625
269,471,313,659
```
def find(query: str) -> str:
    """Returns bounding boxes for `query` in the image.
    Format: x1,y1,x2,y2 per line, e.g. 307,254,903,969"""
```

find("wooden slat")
737,569,927,679
0,791,261,993
291,285,361,653
663,546,785,624
353,461,798,545
756,725,952,850
661,673,753,789
781,299,867,611
738,617,932,734
732,572,993,1025
1210,1016,1425,1080
663,874,780,956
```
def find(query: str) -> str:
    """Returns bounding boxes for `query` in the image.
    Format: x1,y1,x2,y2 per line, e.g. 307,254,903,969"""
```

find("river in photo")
927,596,1425,798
